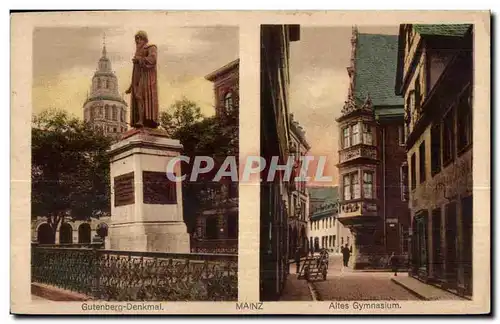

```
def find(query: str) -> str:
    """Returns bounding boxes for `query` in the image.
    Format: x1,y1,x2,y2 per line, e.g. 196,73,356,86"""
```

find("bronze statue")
125,30,159,128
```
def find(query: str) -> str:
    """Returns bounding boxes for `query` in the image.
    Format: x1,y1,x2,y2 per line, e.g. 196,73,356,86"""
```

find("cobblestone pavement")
312,254,419,301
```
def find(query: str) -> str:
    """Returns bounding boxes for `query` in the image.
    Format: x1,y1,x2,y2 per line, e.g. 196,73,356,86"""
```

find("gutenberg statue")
125,30,159,128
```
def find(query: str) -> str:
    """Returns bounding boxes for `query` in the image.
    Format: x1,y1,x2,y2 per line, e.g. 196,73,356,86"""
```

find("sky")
32,26,239,118
288,26,399,186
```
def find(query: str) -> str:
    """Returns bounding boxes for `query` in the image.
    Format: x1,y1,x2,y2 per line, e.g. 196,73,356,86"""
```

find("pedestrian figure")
389,252,399,276
341,244,351,267
295,248,301,274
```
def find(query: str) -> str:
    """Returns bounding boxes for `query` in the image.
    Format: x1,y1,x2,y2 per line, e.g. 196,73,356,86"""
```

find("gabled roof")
354,33,404,108
394,24,473,96
413,24,471,37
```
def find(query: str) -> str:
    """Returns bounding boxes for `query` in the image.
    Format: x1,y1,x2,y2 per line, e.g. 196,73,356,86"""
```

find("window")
352,123,360,146
419,141,426,183
400,163,409,201
105,105,110,119
342,127,351,148
431,123,441,176
112,106,118,121
224,92,233,112
415,74,421,112
363,124,373,145
113,127,117,133
121,109,126,122
443,107,455,165
352,172,360,199
457,86,472,151
398,124,406,146
343,172,360,201
343,174,351,201
410,153,416,190
363,171,374,199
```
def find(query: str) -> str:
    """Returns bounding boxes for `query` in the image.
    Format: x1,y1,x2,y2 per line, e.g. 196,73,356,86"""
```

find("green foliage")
159,98,239,235
31,109,113,236
159,97,204,138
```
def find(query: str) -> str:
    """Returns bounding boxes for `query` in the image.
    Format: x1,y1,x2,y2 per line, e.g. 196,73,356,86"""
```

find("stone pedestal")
107,128,190,253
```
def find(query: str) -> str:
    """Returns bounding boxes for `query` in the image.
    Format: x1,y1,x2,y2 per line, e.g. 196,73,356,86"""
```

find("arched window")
97,79,102,89
37,223,54,244
103,79,108,89
224,92,233,112
78,223,91,243
59,223,73,244
121,108,126,122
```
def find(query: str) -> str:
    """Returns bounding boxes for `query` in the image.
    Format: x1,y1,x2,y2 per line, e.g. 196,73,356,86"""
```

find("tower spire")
102,33,107,57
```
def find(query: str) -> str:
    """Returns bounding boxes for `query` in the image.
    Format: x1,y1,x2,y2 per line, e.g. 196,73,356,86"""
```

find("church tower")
83,36,128,136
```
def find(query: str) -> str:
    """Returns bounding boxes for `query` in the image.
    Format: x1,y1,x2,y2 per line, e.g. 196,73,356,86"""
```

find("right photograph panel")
259,24,473,302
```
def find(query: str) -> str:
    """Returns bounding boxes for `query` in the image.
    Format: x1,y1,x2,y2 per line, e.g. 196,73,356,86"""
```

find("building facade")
287,113,310,257
336,27,410,269
32,216,110,245
83,40,128,136
189,59,239,254
395,24,473,297
260,24,300,301
308,186,353,254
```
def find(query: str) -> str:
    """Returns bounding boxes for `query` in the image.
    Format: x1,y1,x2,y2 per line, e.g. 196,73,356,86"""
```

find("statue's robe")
130,43,159,128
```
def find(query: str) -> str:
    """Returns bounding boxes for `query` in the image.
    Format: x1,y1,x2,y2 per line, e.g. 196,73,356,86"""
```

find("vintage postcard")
10,11,490,315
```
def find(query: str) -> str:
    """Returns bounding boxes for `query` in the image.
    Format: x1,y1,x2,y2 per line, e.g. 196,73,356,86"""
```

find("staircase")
297,251,329,281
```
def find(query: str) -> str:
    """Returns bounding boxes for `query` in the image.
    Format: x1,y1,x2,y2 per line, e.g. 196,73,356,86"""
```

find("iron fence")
31,246,238,301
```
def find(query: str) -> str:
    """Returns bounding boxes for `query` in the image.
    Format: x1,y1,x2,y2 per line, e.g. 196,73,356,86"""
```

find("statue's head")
135,30,148,47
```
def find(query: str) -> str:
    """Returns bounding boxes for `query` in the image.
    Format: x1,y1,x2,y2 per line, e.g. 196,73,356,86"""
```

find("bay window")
343,122,374,148
342,127,351,148
363,171,374,198
343,171,360,201
352,123,360,146
363,124,373,145
343,174,351,201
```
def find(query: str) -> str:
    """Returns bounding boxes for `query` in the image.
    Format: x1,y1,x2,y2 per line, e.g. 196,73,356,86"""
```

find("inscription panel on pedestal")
114,172,135,207
143,171,177,205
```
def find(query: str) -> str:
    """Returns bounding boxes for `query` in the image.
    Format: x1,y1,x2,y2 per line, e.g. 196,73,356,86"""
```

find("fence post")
92,248,101,300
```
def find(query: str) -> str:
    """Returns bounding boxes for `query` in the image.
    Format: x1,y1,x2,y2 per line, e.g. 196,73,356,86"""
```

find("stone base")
109,221,190,253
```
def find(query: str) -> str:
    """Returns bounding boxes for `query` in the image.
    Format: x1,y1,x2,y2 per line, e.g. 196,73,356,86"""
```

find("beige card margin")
10,10,490,315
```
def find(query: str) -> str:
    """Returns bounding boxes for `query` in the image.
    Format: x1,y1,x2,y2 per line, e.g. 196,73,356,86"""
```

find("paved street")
311,254,419,301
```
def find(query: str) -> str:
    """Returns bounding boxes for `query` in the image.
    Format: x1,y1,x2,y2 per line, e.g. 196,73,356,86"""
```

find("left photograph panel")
31,25,239,301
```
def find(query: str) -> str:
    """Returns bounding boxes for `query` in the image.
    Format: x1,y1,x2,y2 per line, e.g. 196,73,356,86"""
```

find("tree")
159,98,239,235
159,97,204,137
32,109,113,243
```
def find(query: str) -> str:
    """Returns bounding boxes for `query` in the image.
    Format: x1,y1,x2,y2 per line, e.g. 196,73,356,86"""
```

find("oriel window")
343,174,351,201
363,171,374,199
343,127,351,148
352,123,360,146
363,123,373,145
